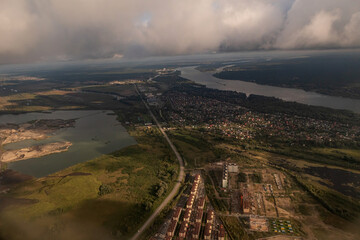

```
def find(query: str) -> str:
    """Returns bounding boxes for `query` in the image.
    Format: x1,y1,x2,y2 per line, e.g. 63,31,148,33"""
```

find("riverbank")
0,119,76,166
215,69,360,100
0,119,75,145
0,141,72,163
0,110,136,177
179,66,360,114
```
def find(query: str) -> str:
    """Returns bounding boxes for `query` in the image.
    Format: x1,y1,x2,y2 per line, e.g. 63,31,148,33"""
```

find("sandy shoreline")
1,128,48,145
0,142,72,163
0,119,75,145
0,119,75,164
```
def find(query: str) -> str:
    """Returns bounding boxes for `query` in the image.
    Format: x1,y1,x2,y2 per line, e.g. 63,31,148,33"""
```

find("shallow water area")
0,110,136,177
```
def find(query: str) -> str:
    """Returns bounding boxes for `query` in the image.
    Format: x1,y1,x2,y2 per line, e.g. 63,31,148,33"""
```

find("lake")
179,66,360,114
0,110,136,177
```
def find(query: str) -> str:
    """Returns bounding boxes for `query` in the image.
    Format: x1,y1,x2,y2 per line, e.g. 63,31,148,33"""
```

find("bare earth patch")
0,142,72,163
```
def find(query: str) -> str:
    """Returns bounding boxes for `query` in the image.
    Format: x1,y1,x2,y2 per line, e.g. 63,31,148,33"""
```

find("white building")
222,164,228,188
228,163,239,173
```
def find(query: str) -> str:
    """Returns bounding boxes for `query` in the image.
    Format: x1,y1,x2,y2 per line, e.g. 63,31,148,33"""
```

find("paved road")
131,85,185,240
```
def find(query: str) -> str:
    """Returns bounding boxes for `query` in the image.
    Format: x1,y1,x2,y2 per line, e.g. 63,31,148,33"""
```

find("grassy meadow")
0,127,178,240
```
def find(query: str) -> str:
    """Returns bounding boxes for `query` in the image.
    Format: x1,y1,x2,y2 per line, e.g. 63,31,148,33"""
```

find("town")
1,66,359,240
161,87,360,149
135,71,360,239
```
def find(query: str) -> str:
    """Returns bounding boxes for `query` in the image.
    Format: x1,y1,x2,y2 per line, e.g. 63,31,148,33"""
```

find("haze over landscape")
1,1,360,240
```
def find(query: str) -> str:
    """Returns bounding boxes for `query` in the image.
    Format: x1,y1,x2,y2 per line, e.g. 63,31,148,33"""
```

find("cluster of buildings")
163,173,226,239
137,84,163,107
156,68,175,75
163,90,360,147
166,174,204,239
143,91,162,107
191,197,205,239
203,210,215,239
221,163,239,189
163,91,244,126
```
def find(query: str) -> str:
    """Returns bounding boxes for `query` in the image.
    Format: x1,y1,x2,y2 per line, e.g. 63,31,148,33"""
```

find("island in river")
0,141,72,163
0,119,75,163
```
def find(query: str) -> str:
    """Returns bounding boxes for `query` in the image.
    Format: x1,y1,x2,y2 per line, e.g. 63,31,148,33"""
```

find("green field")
220,216,251,240
169,129,219,168
0,127,178,240
270,147,360,170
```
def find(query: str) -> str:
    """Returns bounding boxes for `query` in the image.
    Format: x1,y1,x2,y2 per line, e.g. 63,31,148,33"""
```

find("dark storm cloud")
0,0,359,64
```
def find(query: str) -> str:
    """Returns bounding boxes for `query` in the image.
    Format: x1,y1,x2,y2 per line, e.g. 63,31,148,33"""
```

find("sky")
0,0,360,64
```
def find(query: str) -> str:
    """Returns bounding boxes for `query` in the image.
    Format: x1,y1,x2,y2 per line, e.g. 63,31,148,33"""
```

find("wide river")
179,66,360,113
0,110,136,177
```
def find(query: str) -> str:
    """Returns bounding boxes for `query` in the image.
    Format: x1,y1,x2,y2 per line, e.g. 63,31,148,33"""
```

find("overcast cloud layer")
1,0,360,64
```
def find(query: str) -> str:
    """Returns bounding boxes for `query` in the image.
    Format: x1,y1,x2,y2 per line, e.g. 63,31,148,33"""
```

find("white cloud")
275,0,360,49
0,0,359,64
219,0,285,50
343,12,360,47
0,1,38,55
277,10,341,48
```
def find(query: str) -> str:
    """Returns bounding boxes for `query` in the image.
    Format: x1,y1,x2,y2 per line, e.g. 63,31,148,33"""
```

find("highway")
131,84,185,240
